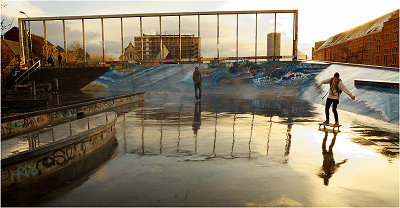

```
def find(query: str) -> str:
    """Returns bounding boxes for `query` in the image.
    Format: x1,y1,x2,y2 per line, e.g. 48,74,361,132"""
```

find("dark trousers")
194,83,202,99
325,98,339,123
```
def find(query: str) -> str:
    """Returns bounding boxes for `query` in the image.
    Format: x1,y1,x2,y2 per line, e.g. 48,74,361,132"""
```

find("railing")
15,60,41,85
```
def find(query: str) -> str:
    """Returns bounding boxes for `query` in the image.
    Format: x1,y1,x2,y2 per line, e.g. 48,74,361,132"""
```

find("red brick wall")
314,10,399,68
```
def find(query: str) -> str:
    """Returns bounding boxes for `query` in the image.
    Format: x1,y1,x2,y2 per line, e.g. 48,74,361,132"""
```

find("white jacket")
319,78,353,100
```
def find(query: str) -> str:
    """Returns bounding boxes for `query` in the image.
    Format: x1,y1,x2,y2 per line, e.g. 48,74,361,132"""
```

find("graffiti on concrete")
1,94,142,139
9,163,39,183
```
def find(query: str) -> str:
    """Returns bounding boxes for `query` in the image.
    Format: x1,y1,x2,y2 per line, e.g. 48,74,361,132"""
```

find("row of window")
384,26,398,44
323,46,397,66
376,47,397,66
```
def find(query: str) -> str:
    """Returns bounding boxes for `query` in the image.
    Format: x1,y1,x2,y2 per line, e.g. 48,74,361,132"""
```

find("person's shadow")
318,131,348,186
192,101,202,135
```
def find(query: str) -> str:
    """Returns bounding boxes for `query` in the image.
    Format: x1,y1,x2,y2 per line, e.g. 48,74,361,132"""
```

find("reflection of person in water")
192,101,202,135
318,131,348,186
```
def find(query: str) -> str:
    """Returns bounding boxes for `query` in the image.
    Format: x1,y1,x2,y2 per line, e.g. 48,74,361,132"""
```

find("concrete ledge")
354,79,399,89
1,111,117,167
312,60,399,71
1,92,144,139
2,92,144,122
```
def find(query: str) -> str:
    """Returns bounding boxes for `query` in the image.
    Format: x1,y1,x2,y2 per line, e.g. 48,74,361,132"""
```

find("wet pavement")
36,92,399,207
1,112,115,159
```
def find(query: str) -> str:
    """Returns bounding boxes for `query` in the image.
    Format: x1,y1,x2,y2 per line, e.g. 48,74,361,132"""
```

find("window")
393,47,397,66
367,38,371,50
383,49,388,66
395,26,398,42
366,54,370,64
376,39,380,52
375,56,379,65
385,29,389,44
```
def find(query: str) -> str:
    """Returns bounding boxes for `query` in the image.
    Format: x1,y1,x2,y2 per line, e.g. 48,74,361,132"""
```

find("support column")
217,14,219,60
29,21,32,60
236,14,238,60
293,11,298,61
274,13,276,61
255,13,257,62
82,19,86,62
140,17,143,64
23,21,29,63
179,15,181,63
43,20,47,63
159,16,162,63
121,17,124,61
18,20,26,64
101,18,105,64
198,15,201,63
63,20,67,62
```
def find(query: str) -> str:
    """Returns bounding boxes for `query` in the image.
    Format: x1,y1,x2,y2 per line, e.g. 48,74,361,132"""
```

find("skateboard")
318,122,342,132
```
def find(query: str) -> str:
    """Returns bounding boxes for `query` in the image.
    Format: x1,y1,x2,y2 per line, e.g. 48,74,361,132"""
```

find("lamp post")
19,11,32,61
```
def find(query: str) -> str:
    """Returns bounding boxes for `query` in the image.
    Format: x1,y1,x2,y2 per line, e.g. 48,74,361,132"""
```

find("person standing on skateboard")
316,72,355,126
193,66,202,100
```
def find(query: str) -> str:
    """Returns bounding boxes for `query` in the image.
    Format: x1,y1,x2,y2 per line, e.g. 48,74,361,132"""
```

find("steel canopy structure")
18,10,298,64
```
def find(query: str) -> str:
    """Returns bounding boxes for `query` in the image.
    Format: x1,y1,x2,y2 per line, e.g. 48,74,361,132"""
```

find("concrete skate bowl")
82,61,399,123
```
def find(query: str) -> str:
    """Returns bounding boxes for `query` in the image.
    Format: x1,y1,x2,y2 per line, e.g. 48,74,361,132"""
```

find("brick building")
134,34,200,61
119,41,139,62
314,10,399,68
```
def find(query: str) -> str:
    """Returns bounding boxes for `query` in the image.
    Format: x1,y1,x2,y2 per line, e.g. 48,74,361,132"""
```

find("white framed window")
385,29,389,44
366,38,371,50
375,56,379,65
383,49,388,66
393,47,397,66
394,26,398,42
376,39,380,52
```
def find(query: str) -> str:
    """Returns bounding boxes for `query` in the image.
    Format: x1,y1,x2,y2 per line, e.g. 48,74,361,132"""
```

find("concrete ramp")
82,62,399,123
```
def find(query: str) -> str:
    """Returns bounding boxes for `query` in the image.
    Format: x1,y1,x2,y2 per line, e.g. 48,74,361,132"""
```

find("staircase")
14,61,41,85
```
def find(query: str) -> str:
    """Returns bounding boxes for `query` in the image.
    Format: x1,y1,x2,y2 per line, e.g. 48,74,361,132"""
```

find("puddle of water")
38,94,399,207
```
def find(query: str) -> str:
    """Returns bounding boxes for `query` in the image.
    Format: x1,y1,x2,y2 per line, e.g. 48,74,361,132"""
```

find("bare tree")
1,0,14,35
341,46,364,63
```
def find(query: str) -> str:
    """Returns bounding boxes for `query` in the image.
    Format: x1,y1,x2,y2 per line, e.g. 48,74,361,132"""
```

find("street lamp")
19,11,32,61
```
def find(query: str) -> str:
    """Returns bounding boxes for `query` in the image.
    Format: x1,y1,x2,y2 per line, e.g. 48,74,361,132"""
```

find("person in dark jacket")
192,66,202,100
58,53,62,68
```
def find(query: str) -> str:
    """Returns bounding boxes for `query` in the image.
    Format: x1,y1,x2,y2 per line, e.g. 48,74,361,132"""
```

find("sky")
1,0,399,59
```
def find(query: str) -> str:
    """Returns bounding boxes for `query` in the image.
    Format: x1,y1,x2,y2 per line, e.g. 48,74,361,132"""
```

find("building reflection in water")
123,96,317,161
318,131,348,186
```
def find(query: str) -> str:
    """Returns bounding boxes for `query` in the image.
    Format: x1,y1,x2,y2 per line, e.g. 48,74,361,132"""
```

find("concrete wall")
1,112,117,206
1,92,144,139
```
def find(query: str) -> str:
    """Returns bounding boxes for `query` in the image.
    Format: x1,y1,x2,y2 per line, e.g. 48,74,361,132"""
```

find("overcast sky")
2,0,398,59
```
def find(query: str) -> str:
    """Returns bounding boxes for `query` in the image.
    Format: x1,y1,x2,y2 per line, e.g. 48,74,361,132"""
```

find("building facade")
314,10,399,68
267,32,281,60
119,42,139,62
134,34,200,61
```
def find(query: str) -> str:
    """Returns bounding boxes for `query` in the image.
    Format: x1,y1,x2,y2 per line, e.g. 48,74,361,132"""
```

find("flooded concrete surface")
36,92,398,207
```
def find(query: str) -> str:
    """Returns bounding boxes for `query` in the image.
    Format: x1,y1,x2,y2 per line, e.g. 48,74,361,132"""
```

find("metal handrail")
15,60,41,85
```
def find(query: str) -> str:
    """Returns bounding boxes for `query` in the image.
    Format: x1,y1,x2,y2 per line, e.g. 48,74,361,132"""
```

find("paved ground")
35,93,399,207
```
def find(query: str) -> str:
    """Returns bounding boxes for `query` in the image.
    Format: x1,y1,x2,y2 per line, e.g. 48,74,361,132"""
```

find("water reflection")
119,95,323,160
318,131,348,186
192,101,201,135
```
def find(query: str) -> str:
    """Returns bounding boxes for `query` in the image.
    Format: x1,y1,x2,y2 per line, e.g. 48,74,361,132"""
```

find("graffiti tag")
9,163,39,183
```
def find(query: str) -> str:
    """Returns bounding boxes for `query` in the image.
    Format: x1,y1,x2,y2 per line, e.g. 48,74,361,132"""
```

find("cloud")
1,0,47,19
